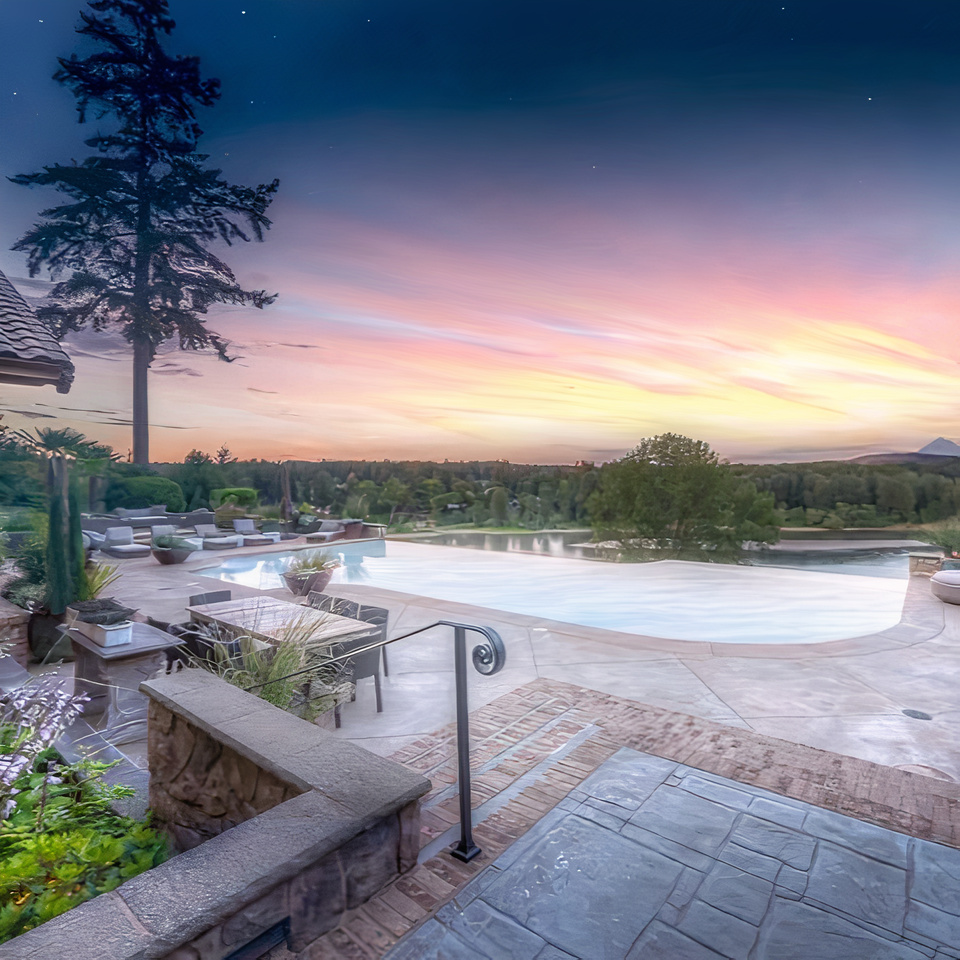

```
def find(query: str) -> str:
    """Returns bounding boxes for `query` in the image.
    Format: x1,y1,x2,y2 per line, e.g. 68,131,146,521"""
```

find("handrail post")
451,624,481,862
241,612,504,863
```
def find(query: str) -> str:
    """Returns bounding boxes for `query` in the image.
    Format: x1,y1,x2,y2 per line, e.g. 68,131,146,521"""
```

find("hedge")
106,476,186,512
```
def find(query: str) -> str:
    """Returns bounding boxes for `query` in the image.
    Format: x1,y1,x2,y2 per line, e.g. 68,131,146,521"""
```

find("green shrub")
151,535,195,551
209,488,258,509
0,510,34,533
924,522,960,555
106,477,185,512
0,731,167,942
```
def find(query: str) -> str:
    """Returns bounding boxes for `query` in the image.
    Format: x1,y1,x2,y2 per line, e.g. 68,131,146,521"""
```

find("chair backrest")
104,526,134,545
356,604,389,630
319,520,344,532
188,590,232,607
168,621,241,664
193,524,221,538
307,593,360,618
332,633,380,681
151,524,177,540
233,518,257,533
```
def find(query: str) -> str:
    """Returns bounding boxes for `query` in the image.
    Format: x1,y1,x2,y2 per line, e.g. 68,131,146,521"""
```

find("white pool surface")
209,541,909,645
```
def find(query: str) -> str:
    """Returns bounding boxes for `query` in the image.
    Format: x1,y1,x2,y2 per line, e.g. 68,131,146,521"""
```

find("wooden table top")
187,596,378,646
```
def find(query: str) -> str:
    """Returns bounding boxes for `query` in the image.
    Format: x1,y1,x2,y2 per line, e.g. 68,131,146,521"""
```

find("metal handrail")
244,617,507,862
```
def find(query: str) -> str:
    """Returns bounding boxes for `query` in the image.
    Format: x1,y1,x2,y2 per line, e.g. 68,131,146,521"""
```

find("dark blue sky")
2,1,960,462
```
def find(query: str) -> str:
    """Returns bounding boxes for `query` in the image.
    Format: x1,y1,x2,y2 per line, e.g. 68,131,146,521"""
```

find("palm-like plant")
10,429,116,615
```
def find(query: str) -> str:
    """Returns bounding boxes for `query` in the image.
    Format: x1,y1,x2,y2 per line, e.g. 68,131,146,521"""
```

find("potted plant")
281,553,341,596
65,563,128,626
65,565,136,646
151,534,196,565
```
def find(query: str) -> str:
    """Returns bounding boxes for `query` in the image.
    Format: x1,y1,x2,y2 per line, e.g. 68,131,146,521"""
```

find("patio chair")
357,603,390,677
193,524,242,549
150,524,177,541
306,594,391,675
307,593,383,720
168,621,242,668
99,526,151,559
155,592,235,670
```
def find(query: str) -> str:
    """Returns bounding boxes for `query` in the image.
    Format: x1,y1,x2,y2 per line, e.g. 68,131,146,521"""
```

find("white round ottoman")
931,570,960,604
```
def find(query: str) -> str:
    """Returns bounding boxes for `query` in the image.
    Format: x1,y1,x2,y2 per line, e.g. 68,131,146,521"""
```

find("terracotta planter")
152,547,193,565
282,568,334,597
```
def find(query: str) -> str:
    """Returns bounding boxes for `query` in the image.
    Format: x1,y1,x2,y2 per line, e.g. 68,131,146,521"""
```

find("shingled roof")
0,268,74,394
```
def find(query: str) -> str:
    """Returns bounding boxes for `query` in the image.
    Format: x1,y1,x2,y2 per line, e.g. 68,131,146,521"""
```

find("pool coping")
183,538,939,660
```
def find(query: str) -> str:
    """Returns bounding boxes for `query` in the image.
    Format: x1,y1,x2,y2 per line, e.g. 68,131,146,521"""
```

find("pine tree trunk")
132,337,151,464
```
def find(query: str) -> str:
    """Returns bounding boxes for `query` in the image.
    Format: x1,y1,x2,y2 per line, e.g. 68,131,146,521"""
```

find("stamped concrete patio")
389,747,960,959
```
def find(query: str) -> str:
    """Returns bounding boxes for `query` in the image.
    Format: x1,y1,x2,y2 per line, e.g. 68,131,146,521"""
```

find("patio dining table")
186,595,378,647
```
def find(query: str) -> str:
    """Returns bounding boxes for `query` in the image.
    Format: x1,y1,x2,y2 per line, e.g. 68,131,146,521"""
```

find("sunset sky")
2,0,960,463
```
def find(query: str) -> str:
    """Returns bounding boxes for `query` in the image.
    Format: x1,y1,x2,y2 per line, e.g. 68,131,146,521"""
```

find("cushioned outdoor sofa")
81,508,215,535
99,526,151,558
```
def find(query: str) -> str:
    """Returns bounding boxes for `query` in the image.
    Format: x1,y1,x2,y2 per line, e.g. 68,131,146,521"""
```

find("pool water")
208,540,909,645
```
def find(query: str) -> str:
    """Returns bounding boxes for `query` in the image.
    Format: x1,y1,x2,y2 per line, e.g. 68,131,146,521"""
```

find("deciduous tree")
589,433,778,556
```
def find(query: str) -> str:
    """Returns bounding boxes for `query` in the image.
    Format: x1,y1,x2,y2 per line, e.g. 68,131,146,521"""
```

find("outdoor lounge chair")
303,520,347,543
193,524,242,549
233,518,280,545
99,526,151,558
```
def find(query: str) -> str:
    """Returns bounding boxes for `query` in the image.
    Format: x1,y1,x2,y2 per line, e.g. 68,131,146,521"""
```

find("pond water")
208,539,909,645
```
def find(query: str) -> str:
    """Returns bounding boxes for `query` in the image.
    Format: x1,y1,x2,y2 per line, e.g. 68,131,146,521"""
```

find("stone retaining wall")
148,699,302,851
1,670,430,960
0,596,29,666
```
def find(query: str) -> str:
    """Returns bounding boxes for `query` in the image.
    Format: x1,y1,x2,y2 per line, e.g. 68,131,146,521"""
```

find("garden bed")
2,670,429,959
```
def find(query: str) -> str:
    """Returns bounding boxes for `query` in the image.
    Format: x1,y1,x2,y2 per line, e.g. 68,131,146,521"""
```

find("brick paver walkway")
294,678,960,958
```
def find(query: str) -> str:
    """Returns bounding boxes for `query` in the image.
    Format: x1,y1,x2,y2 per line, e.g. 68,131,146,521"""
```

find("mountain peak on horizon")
918,437,960,456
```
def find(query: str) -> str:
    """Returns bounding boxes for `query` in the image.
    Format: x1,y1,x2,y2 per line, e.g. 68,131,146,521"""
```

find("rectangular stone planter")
0,671,430,960
73,619,133,646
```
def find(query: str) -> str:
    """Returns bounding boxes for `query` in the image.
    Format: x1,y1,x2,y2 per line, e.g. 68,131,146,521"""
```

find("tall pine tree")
11,0,279,463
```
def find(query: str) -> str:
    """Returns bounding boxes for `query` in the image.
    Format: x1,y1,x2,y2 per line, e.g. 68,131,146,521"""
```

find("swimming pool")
207,540,909,645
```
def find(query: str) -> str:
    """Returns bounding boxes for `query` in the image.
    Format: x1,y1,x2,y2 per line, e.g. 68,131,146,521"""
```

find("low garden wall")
1,670,430,960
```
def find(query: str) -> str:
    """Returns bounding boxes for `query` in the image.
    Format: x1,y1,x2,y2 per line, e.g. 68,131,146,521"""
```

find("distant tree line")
4,434,959,539
147,453,602,529
732,460,960,528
